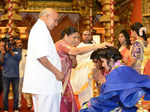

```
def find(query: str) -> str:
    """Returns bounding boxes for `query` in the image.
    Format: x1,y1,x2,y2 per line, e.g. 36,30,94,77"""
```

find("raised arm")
68,43,110,55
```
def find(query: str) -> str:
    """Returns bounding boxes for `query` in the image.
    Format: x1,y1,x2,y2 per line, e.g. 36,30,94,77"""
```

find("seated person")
80,47,150,112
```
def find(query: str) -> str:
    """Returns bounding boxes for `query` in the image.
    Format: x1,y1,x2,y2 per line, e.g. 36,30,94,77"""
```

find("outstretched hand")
95,42,113,49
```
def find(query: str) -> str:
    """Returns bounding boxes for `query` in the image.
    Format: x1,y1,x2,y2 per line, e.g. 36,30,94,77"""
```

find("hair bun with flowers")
139,27,146,36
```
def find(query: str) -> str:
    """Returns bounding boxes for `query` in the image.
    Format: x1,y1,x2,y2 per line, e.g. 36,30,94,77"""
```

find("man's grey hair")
39,9,51,18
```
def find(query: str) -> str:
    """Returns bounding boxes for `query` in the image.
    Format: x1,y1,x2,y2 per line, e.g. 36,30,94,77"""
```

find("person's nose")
55,21,58,26
102,63,105,67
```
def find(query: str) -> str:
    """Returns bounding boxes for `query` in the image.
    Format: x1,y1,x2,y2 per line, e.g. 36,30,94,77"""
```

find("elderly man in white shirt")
22,8,64,112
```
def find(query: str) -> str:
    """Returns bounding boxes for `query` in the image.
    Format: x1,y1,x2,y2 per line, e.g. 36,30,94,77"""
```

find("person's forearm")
38,56,64,81
0,54,4,64
69,44,100,55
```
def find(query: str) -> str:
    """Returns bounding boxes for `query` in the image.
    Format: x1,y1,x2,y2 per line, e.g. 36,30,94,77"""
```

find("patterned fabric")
111,60,124,71
131,39,145,73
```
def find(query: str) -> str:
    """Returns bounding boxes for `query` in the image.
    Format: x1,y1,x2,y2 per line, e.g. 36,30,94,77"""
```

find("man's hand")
55,71,64,81
9,49,15,56
1,49,5,55
38,56,65,81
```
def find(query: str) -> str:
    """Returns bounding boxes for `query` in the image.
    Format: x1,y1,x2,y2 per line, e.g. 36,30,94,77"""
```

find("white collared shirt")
22,19,62,95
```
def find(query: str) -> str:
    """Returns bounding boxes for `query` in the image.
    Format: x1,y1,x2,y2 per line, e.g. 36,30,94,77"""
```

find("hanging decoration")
110,0,114,42
7,0,13,36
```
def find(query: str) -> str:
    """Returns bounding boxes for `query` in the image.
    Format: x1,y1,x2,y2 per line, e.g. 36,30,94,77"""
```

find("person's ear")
109,58,114,66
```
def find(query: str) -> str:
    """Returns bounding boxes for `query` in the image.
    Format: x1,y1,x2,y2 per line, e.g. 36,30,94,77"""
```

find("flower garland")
8,0,13,36
111,60,124,71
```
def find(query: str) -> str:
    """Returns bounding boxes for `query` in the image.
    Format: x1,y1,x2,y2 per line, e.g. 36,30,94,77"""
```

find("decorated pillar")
8,0,13,36
110,0,114,42
142,0,150,35
0,0,22,37
89,0,93,33
98,0,118,42
78,0,93,33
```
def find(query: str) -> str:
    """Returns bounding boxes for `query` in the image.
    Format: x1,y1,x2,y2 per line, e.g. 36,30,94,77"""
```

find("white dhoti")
32,93,61,112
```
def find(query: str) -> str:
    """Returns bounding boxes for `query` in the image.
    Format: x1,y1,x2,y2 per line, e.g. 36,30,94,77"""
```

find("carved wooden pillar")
98,0,118,42
79,0,93,33
142,0,150,35
0,0,22,37
89,0,93,33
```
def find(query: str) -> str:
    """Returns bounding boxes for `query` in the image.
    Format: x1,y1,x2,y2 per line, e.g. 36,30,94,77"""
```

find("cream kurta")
22,19,62,95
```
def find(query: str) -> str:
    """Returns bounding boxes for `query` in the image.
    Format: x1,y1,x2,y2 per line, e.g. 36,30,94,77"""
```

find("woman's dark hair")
118,30,131,49
61,27,78,39
130,22,147,41
90,47,122,62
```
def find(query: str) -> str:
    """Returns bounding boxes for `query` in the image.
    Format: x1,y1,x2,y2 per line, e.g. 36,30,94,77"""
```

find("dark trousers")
3,77,19,110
